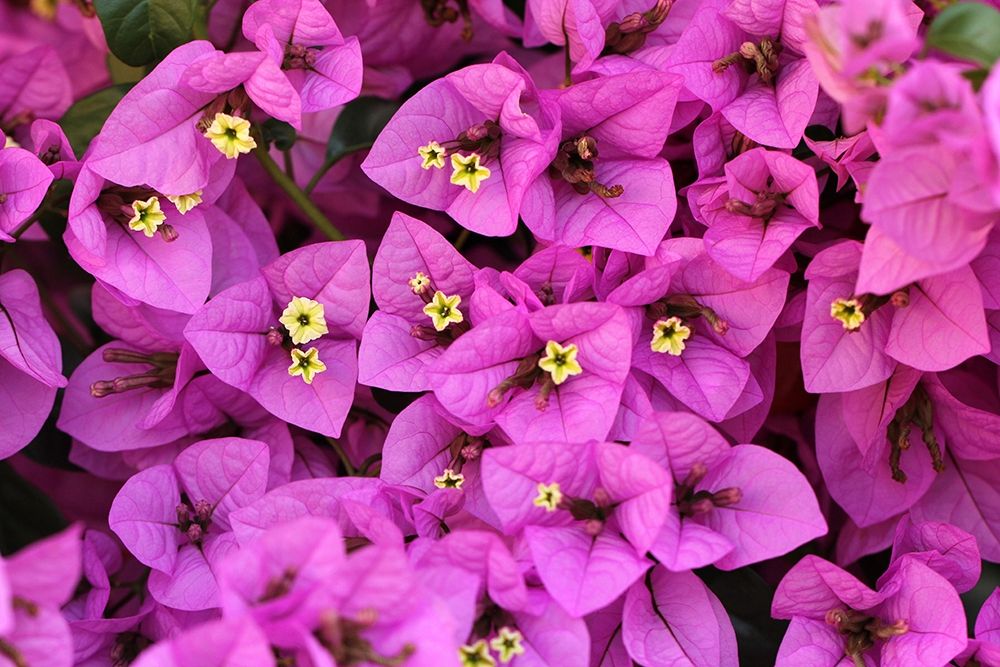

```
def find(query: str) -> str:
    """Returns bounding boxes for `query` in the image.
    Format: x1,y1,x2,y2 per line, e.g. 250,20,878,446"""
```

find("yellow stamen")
533,482,562,512
203,113,257,159
423,291,464,332
831,298,865,331
409,271,431,294
434,468,465,489
3,135,19,149
458,640,496,667
279,297,329,345
490,627,525,663
288,347,326,384
128,197,167,238
450,152,491,193
418,141,447,169
650,316,691,356
537,340,582,385
166,191,203,215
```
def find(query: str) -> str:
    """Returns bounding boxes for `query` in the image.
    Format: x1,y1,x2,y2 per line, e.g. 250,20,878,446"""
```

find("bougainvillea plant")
1,0,1000,665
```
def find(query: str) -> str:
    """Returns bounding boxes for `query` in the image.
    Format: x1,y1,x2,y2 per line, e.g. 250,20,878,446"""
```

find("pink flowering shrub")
2,0,1000,665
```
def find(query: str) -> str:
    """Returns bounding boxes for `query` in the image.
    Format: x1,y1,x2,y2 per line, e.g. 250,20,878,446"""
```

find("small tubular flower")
450,152,491,193
203,113,257,159
279,296,329,345
127,196,166,238
537,340,582,385
288,347,326,384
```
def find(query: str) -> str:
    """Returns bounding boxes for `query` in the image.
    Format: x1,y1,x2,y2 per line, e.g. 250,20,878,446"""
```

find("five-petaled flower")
280,296,329,345
459,640,496,667
490,627,525,663
434,468,465,489
537,340,582,385
166,191,203,214
288,346,326,384
418,141,447,169
533,481,562,511
203,112,257,159
128,196,166,237
830,297,865,331
450,152,491,193
423,290,464,331
651,316,692,356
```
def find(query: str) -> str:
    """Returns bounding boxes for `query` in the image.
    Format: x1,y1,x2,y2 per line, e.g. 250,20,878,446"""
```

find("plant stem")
454,228,471,250
325,437,357,476
305,155,338,195
254,146,345,241
562,23,573,87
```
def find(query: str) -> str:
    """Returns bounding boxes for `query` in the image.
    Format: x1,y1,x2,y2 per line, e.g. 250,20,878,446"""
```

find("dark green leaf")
325,96,400,162
926,2,1000,68
963,67,990,91
0,461,66,556
59,85,132,156
698,566,788,666
94,0,198,67
263,119,298,151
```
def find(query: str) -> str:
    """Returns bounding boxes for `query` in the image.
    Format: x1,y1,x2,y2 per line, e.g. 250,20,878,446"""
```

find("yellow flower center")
418,141,447,170
409,271,431,294
458,640,496,667
423,291,464,331
450,152,491,193
490,627,525,664
831,298,865,331
287,347,326,384
279,296,329,345
650,316,692,356
3,135,19,149
434,468,465,489
203,113,257,159
537,340,583,385
128,196,167,238
533,482,562,512
166,191,203,215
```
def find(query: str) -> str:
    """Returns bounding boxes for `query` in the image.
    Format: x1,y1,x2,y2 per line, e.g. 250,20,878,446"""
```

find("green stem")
454,228,472,251
254,147,344,241
10,212,40,241
282,149,296,181
325,437,357,476
562,22,573,87
304,155,338,195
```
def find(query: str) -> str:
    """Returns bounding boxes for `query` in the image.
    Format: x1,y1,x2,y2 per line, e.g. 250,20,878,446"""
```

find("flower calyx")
317,609,416,667
421,0,474,40
175,497,212,544
552,135,624,199
826,607,908,667
90,348,180,397
647,294,729,336
713,37,782,83
604,0,673,54
674,462,743,517
887,384,944,483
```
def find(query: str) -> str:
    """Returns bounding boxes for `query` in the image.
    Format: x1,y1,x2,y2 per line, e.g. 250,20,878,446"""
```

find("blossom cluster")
1,0,1000,665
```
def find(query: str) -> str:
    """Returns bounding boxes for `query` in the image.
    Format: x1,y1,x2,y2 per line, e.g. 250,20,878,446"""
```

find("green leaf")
263,119,298,151
59,84,132,156
325,96,400,163
0,461,66,556
926,2,1000,68
94,0,198,67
